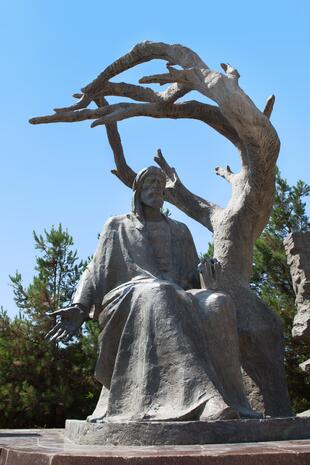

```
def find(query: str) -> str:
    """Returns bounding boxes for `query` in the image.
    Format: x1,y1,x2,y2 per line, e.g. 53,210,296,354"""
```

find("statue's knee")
134,281,160,299
134,280,175,300
207,292,234,312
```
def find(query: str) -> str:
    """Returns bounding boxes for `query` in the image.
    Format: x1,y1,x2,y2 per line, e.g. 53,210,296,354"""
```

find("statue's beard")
142,197,164,209
140,191,164,210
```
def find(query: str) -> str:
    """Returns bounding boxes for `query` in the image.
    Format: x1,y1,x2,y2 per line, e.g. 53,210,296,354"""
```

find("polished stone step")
1,428,310,465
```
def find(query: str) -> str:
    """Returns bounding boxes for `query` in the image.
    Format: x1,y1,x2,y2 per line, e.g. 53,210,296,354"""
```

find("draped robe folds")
73,213,248,422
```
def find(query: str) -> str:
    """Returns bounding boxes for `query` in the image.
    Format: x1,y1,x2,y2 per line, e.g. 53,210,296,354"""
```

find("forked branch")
29,41,280,252
215,165,234,183
94,97,135,189
93,97,217,230
263,95,275,119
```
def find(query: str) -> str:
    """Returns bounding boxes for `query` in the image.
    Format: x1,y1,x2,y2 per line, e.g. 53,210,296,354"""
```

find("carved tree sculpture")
30,41,291,416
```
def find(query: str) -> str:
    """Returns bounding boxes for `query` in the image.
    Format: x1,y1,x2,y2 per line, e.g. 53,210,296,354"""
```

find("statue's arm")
46,220,113,342
178,222,201,289
72,218,117,314
45,264,97,342
72,263,97,316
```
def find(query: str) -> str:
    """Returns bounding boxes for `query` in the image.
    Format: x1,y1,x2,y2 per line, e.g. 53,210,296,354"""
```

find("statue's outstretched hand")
198,258,222,290
46,305,86,342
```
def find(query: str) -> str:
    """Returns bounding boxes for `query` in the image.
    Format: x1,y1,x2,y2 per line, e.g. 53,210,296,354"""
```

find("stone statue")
30,41,292,417
47,166,259,422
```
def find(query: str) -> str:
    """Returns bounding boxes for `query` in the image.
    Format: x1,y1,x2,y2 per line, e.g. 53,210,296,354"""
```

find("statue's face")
140,173,165,210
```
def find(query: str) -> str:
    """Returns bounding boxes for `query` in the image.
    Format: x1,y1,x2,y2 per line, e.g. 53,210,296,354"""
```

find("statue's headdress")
132,166,166,221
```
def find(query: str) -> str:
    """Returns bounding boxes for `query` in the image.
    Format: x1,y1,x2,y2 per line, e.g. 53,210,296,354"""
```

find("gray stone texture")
65,418,310,446
242,370,265,414
284,231,310,342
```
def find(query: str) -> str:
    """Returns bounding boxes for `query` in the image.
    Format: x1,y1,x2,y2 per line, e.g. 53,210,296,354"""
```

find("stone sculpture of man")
47,166,260,422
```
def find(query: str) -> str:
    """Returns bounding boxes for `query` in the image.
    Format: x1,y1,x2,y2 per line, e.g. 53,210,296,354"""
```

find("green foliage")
9,226,86,329
0,225,101,428
199,242,214,262
251,169,310,414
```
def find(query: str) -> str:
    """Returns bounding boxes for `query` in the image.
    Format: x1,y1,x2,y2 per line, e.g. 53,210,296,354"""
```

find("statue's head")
132,166,166,219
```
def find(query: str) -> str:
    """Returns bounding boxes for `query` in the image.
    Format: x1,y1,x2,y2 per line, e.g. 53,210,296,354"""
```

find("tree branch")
29,41,281,259
92,99,217,230
154,149,217,231
94,97,136,188
52,81,190,115
29,108,104,125
30,100,240,148
215,165,234,183
139,60,280,170
81,41,207,97
263,95,275,119
140,65,200,87
54,94,92,113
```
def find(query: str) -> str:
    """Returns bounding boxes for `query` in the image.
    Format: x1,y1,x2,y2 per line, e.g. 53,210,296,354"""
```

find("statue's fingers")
57,327,75,340
45,322,62,339
62,331,74,343
212,262,219,279
56,329,70,341
197,261,205,272
203,265,209,282
49,327,66,342
47,309,65,317
214,261,221,276
206,261,213,278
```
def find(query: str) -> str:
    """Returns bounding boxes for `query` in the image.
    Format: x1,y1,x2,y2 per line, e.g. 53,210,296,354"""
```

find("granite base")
66,416,310,446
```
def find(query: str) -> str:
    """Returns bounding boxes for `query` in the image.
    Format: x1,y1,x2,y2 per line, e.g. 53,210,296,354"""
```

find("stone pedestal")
65,417,310,446
1,428,310,465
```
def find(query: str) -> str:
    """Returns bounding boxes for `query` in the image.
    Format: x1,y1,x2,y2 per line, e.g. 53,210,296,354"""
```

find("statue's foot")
200,396,240,421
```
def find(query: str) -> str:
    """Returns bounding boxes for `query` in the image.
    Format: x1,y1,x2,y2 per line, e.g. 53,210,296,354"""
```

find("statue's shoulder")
102,213,134,232
166,217,193,238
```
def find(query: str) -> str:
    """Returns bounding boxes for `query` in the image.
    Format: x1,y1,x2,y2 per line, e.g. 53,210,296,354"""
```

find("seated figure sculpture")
47,166,260,422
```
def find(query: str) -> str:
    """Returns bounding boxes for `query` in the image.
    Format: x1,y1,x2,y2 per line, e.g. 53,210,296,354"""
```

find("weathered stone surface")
293,306,310,341
1,428,310,465
65,417,310,446
242,370,264,414
284,231,310,342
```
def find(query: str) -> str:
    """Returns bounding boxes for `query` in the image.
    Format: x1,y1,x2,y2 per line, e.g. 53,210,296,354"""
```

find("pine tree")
0,225,101,427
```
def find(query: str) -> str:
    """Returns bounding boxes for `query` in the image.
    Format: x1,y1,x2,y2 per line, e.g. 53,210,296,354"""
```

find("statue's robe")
73,213,240,421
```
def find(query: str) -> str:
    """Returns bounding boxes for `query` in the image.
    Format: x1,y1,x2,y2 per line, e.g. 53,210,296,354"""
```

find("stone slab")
65,417,310,446
1,428,310,465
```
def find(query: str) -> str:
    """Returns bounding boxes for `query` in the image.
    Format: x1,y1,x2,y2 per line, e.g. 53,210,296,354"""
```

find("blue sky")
1,0,309,316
